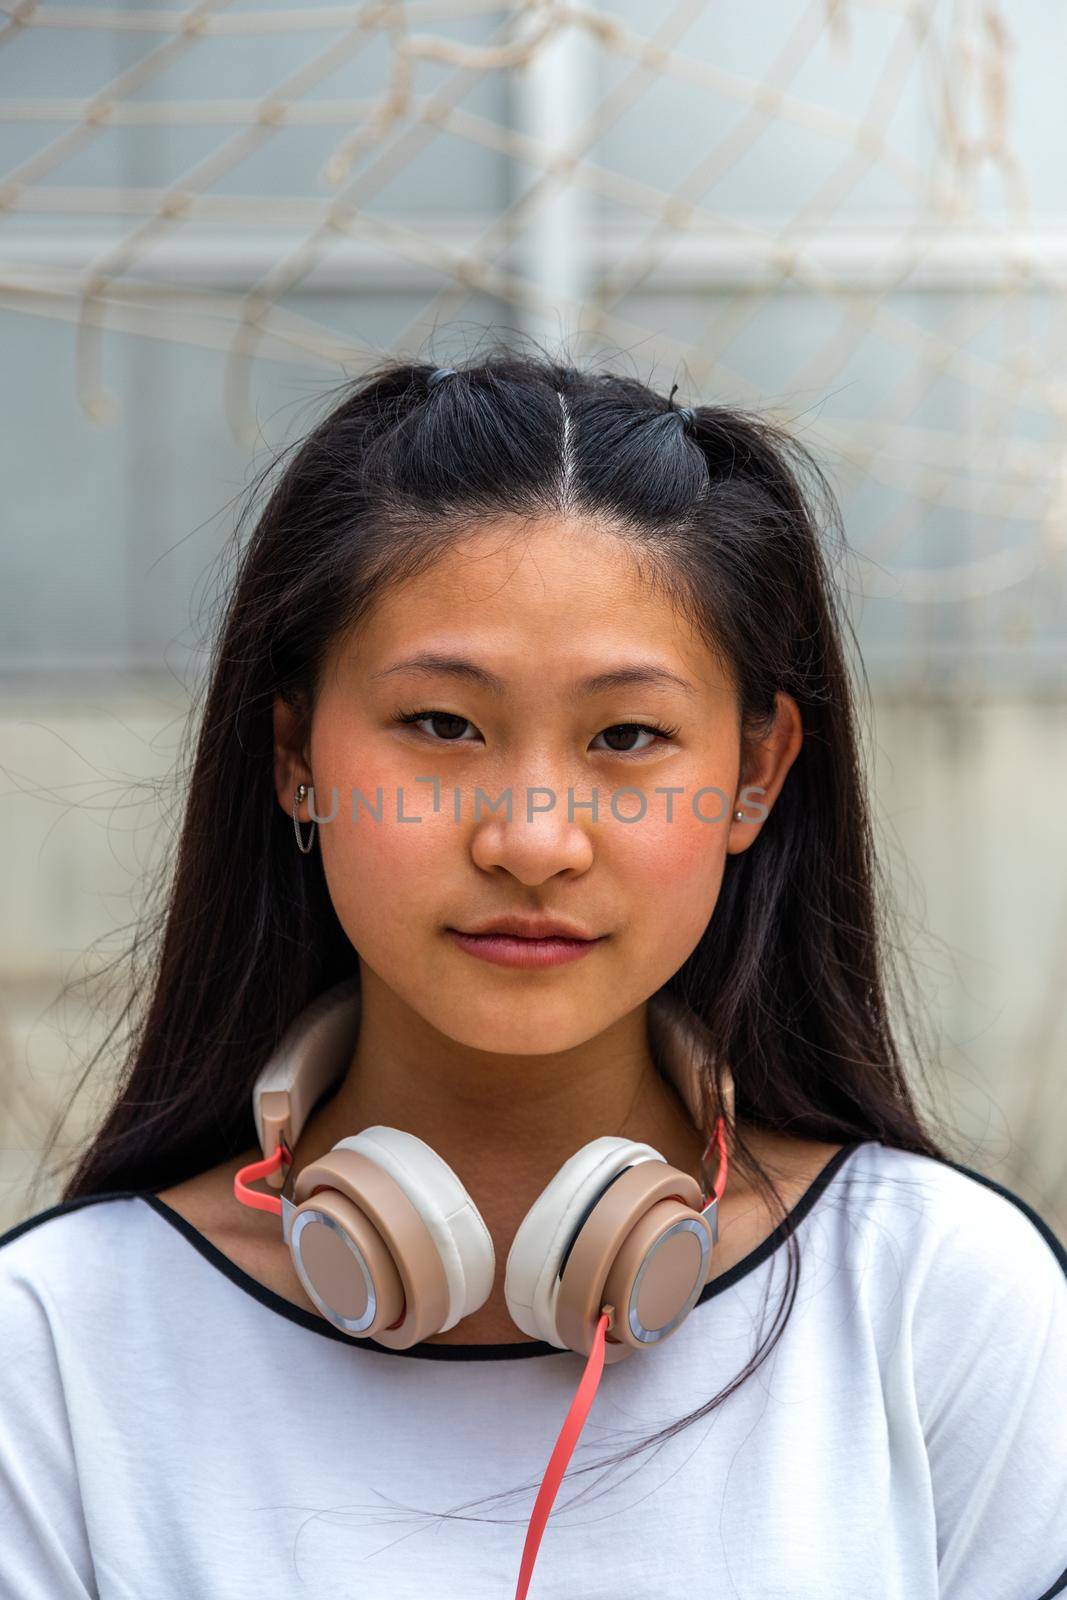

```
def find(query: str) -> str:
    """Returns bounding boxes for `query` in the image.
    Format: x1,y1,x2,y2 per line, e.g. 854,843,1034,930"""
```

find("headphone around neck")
233,975,731,1599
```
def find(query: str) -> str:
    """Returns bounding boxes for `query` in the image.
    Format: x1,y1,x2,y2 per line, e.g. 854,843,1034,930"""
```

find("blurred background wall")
1,0,1064,1235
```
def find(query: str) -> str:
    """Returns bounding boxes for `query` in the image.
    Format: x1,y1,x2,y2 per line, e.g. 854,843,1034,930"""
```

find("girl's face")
275,517,801,1056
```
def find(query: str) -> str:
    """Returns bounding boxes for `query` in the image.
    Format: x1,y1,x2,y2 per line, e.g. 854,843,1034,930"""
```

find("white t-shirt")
2,1137,1064,1600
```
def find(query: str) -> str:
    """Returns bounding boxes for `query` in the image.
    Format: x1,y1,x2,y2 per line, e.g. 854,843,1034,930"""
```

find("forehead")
337,517,726,698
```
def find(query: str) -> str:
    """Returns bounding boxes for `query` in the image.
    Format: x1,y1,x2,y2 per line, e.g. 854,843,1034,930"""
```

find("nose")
467,777,596,884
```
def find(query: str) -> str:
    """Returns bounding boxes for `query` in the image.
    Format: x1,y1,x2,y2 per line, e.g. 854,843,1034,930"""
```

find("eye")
392,709,679,756
393,708,480,743
590,721,680,756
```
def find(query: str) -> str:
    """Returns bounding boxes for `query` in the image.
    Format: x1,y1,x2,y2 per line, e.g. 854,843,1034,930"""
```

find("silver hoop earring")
293,783,317,855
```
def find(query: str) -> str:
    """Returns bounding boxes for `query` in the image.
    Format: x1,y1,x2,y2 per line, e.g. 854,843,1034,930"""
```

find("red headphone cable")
512,1112,728,1598
233,1143,290,1215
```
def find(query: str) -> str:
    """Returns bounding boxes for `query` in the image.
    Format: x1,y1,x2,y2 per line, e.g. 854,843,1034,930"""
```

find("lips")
451,914,599,941
446,926,603,969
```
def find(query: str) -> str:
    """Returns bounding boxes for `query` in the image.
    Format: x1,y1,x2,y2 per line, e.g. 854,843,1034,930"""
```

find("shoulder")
829,1141,1066,1391
0,1190,153,1321
838,1139,1062,1260
1,1189,148,1257
0,1196,153,1458
0,1149,253,1282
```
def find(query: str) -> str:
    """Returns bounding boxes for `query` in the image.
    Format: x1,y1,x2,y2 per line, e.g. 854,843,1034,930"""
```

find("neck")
285,966,719,1216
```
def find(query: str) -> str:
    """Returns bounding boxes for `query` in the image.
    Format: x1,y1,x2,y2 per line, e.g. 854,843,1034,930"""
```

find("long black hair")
34,342,950,1519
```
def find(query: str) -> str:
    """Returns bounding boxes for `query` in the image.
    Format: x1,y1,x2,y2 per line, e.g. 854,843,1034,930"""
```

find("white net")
1,0,1064,628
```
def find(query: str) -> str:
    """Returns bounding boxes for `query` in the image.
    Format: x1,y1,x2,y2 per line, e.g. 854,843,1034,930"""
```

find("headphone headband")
251,976,362,1174
251,976,731,1175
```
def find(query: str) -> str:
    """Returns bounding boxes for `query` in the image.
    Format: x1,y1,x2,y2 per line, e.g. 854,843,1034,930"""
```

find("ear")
273,694,314,824
727,691,803,855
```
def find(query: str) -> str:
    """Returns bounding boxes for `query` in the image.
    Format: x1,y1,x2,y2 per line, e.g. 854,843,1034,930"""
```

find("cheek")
619,808,728,948
315,782,456,958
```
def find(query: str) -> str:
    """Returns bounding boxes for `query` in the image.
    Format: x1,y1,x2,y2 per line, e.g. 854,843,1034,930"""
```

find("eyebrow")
370,651,698,701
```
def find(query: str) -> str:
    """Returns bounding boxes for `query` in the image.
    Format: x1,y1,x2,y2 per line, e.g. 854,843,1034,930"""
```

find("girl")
3,354,1064,1600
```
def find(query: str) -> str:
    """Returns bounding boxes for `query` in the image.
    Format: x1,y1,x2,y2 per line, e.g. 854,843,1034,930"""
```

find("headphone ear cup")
287,1127,495,1347
504,1136,713,1363
504,1137,660,1350
336,1128,495,1328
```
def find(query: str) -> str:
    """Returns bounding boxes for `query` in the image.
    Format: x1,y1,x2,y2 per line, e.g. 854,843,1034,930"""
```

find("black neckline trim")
4,1144,1062,1367
129,1139,874,1360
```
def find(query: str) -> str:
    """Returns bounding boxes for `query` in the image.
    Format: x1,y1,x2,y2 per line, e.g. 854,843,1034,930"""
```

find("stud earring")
733,810,743,821
293,783,317,855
